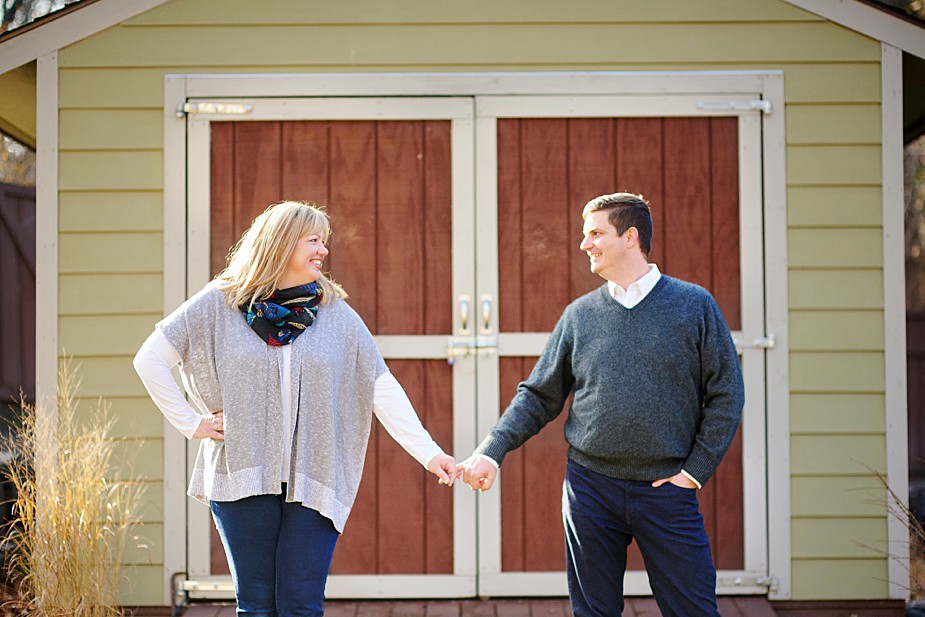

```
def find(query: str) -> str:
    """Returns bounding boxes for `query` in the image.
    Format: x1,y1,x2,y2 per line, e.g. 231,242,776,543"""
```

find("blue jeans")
210,488,340,617
563,460,719,617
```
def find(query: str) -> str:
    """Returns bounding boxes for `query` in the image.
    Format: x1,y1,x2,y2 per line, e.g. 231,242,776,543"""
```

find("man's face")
580,210,627,281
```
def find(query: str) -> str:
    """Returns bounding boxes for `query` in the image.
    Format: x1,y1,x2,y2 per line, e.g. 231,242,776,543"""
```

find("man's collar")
607,264,661,297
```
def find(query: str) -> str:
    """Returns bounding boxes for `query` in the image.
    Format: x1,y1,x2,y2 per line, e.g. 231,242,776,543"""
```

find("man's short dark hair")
582,192,653,257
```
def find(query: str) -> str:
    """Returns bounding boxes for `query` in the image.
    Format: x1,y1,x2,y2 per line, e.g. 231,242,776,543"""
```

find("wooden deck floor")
182,597,778,617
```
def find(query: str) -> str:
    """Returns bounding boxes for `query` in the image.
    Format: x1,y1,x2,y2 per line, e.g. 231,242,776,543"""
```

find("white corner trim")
882,42,910,601
783,0,925,60
760,71,792,601
161,74,188,608
34,51,57,418
0,0,171,74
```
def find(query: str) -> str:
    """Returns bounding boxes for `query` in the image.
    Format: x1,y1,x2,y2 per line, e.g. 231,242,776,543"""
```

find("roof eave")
0,0,171,75
783,0,925,60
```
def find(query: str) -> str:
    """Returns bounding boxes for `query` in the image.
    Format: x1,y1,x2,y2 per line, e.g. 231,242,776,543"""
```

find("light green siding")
59,192,163,233
792,560,890,600
790,312,884,351
59,232,162,274
792,518,888,558
791,394,885,434
787,186,883,227
60,273,163,315
52,0,891,604
788,228,883,268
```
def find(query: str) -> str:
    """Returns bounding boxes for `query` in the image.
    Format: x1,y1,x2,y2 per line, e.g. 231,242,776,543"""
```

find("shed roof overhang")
0,61,35,148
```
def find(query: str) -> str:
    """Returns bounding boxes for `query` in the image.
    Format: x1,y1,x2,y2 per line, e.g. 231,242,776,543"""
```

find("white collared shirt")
607,263,661,308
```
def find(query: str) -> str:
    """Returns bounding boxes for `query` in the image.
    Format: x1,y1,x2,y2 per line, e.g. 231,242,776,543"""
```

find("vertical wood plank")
615,119,665,269
0,205,20,399
523,390,567,571
497,119,523,334
331,419,379,574
709,117,742,330
422,121,454,572
20,192,36,399
713,425,745,569
281,121,330,205
698,464,718,566
210,122,235,277
327,122,378,330
497,119,526,570
662,118,712,289
520,118,570,331
567,118,615,299
500,357,525,572
326,121,380,575
1,215,13,395
424,361,454,573
233,121,283,246
423,121,453,336
377,121,424,335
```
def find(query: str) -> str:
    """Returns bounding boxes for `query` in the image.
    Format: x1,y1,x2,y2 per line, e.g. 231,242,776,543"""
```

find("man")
459,192,745,617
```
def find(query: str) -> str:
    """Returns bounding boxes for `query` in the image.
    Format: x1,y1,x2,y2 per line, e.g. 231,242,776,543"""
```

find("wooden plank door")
185,98,477,598
473,96,768,597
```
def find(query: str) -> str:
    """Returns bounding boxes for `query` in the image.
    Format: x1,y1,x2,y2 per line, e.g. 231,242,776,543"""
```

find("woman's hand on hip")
426,453,457,486
193,410,225,440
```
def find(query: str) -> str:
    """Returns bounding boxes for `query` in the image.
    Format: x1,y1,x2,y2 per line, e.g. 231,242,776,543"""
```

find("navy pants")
210,488,340,617
563,460,719,617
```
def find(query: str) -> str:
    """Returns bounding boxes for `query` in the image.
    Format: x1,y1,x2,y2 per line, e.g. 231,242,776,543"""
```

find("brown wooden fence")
0,182,35,407
910,311,925,476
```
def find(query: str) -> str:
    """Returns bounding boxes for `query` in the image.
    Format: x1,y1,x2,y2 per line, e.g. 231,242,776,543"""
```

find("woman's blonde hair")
215,201,347,309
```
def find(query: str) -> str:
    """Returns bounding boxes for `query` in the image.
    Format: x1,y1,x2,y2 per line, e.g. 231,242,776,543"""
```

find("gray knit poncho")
157,282,387,532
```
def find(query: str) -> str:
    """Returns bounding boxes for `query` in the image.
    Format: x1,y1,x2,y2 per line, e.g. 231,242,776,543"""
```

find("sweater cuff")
473,436,507,467
681,448,716,487
474,453,499,469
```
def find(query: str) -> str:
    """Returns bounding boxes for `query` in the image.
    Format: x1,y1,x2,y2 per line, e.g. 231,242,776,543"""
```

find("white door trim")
163,70,790,600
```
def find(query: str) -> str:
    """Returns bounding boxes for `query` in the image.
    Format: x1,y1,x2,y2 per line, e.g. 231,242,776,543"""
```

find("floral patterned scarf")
242,282,323,346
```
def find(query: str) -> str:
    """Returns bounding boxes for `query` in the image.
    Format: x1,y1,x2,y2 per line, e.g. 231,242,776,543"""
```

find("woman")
134,201,456,616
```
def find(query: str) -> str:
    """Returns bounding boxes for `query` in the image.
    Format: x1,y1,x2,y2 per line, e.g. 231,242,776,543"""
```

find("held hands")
427,453,458,486
457,455,497,492
193,410,225,440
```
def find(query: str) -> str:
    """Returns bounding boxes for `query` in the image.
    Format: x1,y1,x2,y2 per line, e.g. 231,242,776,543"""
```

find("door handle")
459,295,471,335
480,294,493,334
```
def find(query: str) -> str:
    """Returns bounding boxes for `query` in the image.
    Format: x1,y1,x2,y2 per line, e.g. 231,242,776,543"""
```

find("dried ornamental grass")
2,361,146,616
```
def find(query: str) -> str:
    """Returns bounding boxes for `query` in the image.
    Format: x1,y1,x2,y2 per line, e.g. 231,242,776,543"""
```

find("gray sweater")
475,276,745,486
157,282,387,532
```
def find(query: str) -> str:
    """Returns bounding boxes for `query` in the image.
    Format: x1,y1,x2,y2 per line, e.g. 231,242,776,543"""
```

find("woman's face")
279,233,328,288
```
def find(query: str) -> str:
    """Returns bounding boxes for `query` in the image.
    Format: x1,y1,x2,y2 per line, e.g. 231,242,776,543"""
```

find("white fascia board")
0,0,171,75
783,0,925,60
882,42,910,601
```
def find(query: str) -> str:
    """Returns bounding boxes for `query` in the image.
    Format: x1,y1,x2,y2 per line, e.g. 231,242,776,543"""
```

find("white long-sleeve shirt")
134,329,443,482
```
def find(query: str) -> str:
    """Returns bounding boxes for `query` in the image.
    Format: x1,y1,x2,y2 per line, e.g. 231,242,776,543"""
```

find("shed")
0,0,921,612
